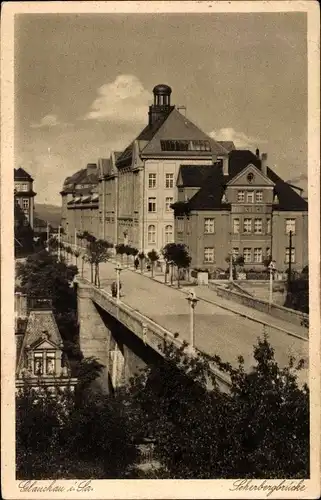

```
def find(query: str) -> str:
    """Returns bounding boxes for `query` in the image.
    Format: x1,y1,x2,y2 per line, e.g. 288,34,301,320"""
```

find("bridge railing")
78,277,232,393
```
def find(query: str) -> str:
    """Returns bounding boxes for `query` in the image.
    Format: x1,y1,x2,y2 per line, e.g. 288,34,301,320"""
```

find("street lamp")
228,251,234,282
268,260,276,307
115,263,123,302
186,289,199,353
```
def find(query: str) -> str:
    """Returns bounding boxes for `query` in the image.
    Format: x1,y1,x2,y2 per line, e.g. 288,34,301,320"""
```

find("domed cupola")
148,83,174,126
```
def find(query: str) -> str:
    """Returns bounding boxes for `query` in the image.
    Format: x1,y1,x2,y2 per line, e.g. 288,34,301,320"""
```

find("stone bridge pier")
77,280,162,393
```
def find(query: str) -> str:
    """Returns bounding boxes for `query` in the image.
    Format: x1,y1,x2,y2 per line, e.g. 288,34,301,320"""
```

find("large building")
14,167,36,229
60,84,307,272
172,149,308,272
61,84,233,251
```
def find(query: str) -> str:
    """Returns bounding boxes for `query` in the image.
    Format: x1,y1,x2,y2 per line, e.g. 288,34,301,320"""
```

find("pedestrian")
134,257,139,270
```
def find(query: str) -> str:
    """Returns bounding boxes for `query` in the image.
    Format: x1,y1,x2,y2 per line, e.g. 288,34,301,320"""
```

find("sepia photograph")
1,1,320,498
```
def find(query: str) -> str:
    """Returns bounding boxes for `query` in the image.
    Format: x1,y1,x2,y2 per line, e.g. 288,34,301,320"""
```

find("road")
82,260,309,385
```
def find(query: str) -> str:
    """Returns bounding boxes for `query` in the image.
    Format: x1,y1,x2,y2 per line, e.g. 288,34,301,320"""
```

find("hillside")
34,203,61,228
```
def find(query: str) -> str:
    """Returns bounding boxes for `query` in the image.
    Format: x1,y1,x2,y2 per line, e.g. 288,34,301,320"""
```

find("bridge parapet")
76,278,232,393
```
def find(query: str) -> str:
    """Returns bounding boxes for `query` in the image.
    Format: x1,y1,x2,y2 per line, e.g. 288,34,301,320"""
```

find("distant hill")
34,203,61,228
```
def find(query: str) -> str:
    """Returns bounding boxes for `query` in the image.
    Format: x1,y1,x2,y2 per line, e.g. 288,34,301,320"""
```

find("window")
232,247,239,258
243,248,252,263
266,247,271,258
34,352,43,376
22,183,28,191
160,140,210,152
165,173,174,189
285,219,296,234
256,190,263,202
148,224,156,244
237,191,245,202
177,217,184,232
233,218,240,234
204,218,215,234
148,173,157,189
148,197,156,212
204,247,215,263
46,352,56,375
254,218,263,234
267,218,271,234
22,199,29,209
244,218,252,233
254,248,263,263
285,247,295,263
165,197,174,211
246,191,254,203
165,225,173,244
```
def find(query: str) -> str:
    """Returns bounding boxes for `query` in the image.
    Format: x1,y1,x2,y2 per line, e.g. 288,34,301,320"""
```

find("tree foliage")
147,249,159,278
16,250,80,360
125,334,309,479
85,237,112,287
16,358,138,479
162,243,191,287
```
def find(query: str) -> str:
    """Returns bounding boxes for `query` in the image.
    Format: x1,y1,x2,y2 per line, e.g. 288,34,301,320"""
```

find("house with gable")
15,295,77,391
172,149,308,272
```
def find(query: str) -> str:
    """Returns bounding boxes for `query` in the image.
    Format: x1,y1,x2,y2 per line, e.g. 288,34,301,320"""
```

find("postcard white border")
1,2,320,499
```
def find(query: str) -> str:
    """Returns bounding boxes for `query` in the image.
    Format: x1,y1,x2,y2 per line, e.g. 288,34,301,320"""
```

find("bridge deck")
83,261,309,386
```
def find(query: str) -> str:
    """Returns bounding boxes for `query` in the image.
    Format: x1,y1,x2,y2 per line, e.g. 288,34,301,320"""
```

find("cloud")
83,74,152,124
286,173,308,185
30,114,63,129
209,127,267,150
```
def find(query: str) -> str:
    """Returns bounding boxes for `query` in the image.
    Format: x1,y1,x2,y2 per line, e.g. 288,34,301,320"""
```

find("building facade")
15,294,76,391
60,163,100,245
61,84,233,253
14,167,36,229
172,149,308,272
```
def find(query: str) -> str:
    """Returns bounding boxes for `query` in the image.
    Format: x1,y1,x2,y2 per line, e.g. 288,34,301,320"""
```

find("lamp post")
186,289,199,353
115,263,123,302
268,260,276,308
229,251,234,282
46,222,50,252
58,225,61,261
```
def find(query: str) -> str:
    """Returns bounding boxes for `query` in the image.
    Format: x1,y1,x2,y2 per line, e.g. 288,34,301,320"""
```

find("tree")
115,243,126,265
16,359,139,479
162,243,191,287
85,238,112,287
74,249,80,268
147,249,159,278
124,245,133,267
127,334,309,479
16,251,79,357
138,251,145,273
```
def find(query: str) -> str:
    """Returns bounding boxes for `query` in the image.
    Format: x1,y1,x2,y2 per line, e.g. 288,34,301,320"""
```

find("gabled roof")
217,141,236,152
116,110,173,168
267,168,308,211
187,166,230,211
177,165,214,187
140,109,229,157
16,309,63,372
180,149,308,212
14,168,33,181
63,167,98,188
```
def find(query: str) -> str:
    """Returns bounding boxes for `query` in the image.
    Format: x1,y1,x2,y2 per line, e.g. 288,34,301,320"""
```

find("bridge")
76,260,309,393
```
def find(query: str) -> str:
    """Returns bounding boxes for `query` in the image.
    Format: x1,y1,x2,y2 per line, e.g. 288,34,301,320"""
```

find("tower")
148,84,174,126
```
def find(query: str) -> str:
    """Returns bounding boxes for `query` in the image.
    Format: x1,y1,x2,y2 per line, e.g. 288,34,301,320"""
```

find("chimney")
261,153,268,176
222,157,229,176
86,163,97,175
256,148,260,158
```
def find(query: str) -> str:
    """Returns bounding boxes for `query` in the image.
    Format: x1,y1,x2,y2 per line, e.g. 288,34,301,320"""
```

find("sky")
15,12,307,205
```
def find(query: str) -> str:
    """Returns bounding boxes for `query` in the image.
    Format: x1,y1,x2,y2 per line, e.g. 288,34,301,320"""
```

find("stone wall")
213,284,308,332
